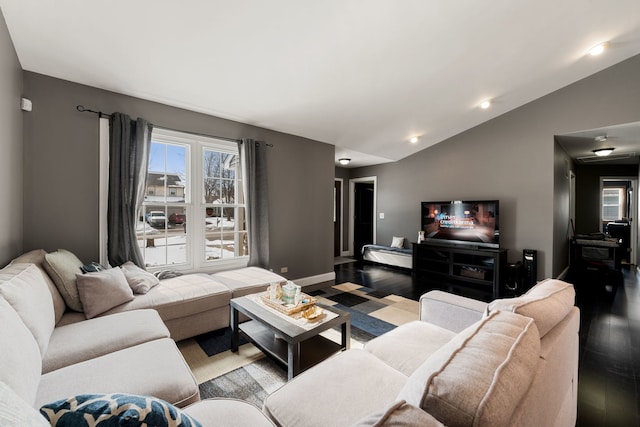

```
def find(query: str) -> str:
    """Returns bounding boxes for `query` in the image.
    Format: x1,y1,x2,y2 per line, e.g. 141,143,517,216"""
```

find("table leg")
231,307,239,352
342,320,350,350
287,342,300,381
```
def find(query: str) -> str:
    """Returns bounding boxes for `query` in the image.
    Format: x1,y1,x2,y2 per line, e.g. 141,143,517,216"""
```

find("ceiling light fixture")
592,148,615,157
588,42,608,56
338,158,351,165
409,136,420,144
480,100,491,109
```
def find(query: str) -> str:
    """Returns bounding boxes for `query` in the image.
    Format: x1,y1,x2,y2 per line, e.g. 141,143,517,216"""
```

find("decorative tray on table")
260,292,318,315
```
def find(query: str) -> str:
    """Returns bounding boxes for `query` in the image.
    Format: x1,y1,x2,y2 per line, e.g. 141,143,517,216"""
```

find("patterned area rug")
177,282,418,408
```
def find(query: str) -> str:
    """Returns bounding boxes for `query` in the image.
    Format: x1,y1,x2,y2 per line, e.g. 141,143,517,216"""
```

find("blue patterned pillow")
40,393,202,427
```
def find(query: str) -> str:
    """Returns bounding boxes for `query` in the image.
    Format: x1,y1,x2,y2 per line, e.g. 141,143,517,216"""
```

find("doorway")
600,177,638,265
349,177,377,258
334,179,343,257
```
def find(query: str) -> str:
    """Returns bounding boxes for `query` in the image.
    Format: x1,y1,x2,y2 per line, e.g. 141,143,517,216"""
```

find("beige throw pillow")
76,268,134,319
10,249,67,324
390,236,405,248
485,278,575,337
43,249,85,312
398,310,540,427
120,261,160,294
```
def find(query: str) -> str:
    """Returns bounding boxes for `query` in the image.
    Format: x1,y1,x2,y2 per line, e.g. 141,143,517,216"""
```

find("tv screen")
421,200,500,248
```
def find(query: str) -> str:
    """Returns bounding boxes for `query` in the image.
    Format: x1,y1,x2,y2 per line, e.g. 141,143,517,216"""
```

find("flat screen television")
421,200,500,249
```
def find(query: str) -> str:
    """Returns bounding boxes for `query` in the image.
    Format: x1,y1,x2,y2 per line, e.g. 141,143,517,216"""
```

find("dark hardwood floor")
334,260,640,427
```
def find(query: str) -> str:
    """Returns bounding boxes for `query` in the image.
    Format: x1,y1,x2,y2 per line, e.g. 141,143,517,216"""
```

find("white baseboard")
294,271,335,287
341,251,350,257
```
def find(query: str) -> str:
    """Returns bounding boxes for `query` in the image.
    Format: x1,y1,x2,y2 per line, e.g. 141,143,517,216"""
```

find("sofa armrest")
419,290,488,332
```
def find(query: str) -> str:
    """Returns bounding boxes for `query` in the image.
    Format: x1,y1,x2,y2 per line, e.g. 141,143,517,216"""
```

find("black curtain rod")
76,105,273,147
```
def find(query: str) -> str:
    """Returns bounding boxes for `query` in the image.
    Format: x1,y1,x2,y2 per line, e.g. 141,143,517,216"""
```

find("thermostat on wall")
21,97,32,112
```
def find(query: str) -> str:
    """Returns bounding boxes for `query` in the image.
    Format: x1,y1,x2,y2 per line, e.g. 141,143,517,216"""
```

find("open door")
600,177,637,265
348,176,377,257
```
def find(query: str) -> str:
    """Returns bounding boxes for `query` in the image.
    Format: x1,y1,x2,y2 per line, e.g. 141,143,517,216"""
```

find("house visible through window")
137,128,248,271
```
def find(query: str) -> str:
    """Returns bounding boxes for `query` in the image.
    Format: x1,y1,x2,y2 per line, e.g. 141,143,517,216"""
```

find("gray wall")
21,72,335,280
350,54,640,280
0,10,23,266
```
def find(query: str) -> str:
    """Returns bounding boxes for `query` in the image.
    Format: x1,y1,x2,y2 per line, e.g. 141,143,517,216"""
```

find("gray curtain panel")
108,113,153,268
240,139,270,268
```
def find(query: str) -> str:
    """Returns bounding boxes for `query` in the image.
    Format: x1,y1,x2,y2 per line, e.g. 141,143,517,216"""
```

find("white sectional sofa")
262,278,580,427
0,249,284,426
12,249,286,341
0,246,580,426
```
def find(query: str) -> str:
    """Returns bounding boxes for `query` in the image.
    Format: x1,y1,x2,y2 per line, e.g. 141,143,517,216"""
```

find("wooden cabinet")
412,242,507,298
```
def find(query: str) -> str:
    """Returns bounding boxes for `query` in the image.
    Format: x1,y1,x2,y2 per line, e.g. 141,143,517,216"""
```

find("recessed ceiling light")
480,100,491,109
592,148,615,157
338,158,351,165
409,136,420,144
588,42,608,56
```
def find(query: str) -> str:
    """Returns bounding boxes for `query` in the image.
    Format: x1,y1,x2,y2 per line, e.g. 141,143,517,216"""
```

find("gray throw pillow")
75,268,134,319
120,261,160,294
43,249,85,312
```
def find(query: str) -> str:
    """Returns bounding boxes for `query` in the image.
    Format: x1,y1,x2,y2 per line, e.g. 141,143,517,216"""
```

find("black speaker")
504,261,523,297
523,249,537,289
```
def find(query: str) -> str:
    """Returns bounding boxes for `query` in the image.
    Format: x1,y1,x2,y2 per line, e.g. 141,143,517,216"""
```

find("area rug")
177,282,418,408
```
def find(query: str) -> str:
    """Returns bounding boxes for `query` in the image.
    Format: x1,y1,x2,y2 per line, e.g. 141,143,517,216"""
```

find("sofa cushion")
99,274,231,321
40,393,202,427
0,263,55,356
37,338,200,409
43,249,85,312
120,261,160,294
211,267,286,298
398,310,540,427
0,297,42,406
43,309,170,373
485,278,575,337
75,268,134,319
353,400,445,427
183,398,275,427
11,249,67,324
0,381,49,427
364,320,456,376
264,349,408,427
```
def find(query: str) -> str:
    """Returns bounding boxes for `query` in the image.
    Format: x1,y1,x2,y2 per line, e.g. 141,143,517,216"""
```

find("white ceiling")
2,1,640,167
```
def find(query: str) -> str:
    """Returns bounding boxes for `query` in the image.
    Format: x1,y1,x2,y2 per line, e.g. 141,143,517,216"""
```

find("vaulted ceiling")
2,1,639,167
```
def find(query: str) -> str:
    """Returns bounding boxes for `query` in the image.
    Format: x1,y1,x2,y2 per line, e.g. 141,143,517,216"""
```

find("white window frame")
99,122,248,273
602,187,625,222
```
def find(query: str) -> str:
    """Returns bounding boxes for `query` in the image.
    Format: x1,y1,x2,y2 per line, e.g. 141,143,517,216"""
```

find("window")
602,187,625,222
137,128,248,271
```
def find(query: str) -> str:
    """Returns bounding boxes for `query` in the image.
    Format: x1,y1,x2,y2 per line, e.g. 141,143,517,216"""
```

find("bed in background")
361,236,412,269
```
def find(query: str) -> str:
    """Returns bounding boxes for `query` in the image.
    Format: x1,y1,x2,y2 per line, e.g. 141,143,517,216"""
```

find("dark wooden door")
354,182,374,259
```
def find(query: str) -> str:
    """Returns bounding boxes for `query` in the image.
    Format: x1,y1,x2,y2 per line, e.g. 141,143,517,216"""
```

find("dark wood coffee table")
230,294,350,380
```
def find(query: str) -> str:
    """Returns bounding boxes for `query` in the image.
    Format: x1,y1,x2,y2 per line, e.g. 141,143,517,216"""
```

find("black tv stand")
412,242,507,299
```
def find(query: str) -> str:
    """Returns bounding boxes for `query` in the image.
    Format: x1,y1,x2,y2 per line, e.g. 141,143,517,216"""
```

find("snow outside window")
137,128,248,272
